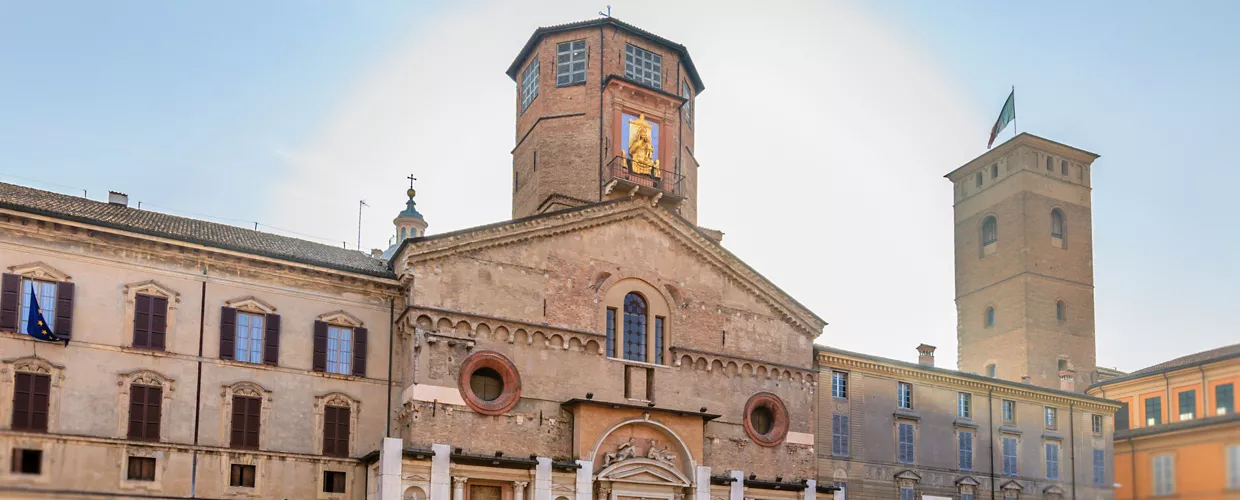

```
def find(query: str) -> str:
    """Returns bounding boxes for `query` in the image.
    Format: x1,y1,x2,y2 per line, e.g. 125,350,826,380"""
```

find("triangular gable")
596,457,690,487
395,196,825,338
1000,480,1024,491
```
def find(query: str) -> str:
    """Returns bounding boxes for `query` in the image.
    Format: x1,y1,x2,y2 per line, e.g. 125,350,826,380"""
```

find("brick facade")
946,134,1100,390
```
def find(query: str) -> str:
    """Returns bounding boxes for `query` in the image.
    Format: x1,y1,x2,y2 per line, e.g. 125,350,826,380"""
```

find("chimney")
370,248,384,259
916,344,936,367
108,191,129,207
1021,376,1032,385
1059,369,1077,392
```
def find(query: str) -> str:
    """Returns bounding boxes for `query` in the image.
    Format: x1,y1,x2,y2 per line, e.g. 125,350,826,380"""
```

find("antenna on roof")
358,199,369,250
599,5,611,17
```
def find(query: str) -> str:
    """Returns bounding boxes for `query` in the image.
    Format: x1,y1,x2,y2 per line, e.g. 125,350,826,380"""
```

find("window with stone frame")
605,308,617,358
1092,414,1103,434
127,384,162,441
622,293,647,362
1002,436,1018,476
832,371,848,399
624,43,662,89
556,39,586,86
899,487,914,500
1,263,75,341
11,448,43,475
958,430,974,470
127,456,156,481
1045,406,1058,429
1061,159,1069,175
12,370,50,432
898,382,913,410
230,464,256,487
1045,442,1060,480
1093,449,1106,487
521,56,539,112
132,294,169,350
1002,399,1016,422
317,392,359,458
18,278,58,332
831,413,849,457
223,382,270,451
958,392,972,418
897,421,915,464
324,470,347,493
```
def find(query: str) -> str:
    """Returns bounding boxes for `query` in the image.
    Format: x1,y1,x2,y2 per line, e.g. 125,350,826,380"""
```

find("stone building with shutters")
0,17,838,500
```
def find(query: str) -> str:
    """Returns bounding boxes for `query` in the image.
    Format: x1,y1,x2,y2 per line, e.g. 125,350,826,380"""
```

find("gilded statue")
626,114,660,178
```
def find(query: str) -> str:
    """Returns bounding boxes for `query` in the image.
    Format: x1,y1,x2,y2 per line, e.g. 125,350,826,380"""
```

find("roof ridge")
0,181,392,278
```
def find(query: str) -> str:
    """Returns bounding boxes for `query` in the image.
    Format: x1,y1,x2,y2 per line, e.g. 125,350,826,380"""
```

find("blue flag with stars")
25,285,67,345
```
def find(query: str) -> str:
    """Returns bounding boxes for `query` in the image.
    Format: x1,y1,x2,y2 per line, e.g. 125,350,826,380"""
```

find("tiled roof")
1089,343,1240,390
0,182,393,278
505,17,706,93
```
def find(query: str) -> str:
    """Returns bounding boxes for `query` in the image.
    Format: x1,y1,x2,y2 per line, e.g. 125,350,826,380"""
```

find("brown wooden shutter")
230,395,245,448
263,313,280,367
245,396,261,449
0,274,19,331
30,373,50,432
231,395,261,449
323,406,350,457
323,406,336,456
336,406,350,457
145,386,162,441
150,297,168,351
12,372,32,430
133,295,151,348
128,385,146,439
54,281,73,339
219,307,236,360
351,327,367,377
312,321,328,372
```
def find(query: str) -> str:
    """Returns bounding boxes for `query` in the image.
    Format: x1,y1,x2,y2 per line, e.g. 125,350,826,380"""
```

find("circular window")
470,367,503,401
743,392,789,447
458,351,521,415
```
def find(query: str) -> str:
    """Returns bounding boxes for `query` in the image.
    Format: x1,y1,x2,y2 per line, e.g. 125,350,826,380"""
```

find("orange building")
1086,344,1240,498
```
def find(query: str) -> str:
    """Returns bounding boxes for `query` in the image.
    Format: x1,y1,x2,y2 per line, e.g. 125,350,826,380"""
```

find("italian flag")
988,89,1016,148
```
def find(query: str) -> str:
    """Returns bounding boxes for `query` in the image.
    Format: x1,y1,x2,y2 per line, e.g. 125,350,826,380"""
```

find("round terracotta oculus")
457,350,522,416
743,392,789,447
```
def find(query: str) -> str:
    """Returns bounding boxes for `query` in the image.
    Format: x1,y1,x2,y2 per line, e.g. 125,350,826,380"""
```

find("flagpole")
1011,86,1017,137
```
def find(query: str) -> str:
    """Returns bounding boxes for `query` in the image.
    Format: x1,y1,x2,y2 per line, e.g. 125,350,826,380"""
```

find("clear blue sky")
2,1,1237,372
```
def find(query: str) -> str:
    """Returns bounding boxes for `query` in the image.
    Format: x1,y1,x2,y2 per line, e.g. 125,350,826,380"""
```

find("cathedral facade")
0,16,1119,500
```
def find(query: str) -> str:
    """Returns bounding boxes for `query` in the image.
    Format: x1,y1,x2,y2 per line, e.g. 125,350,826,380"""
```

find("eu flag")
24,286,67,345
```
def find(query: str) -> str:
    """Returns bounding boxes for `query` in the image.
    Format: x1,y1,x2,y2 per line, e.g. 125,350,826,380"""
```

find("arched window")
400,227,406,240
1051,209,1065,239
1056,301,1066,322
985,307,995,327
975,172,983,187
623,293,647,362
991,164,998,179
981,216,998,246
1060,160,1068,175
1046,156,1053,171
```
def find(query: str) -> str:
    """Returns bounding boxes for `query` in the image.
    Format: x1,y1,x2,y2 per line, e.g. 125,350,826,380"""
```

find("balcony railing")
604,156,685,197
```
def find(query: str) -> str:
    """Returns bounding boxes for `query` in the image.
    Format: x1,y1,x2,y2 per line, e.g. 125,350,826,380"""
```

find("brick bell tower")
505,17,704,223
945,133,1100,391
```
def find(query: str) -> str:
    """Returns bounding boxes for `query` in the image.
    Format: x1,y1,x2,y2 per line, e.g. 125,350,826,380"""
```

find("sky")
2,0,1237,373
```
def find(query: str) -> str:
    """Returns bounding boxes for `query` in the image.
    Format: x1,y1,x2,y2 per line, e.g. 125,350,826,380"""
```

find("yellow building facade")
1086,344,1240,498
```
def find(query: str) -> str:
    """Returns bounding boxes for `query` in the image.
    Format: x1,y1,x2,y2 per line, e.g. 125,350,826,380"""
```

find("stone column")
378,437,404,500
431,444,452,500
534,457,552,500
693,466,711,500
727,470,744,500
453,477,468,500
513,481,529,500
575,460,594,500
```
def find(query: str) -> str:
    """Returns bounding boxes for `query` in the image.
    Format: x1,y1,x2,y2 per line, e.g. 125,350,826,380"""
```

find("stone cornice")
818,351,1120,413
397,197,825,339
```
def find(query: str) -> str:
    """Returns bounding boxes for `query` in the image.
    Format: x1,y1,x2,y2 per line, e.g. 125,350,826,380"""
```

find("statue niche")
625,114,660,179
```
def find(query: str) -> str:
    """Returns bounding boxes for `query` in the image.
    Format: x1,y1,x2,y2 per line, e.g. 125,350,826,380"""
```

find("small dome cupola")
394,177,428,241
